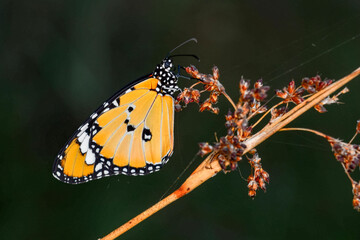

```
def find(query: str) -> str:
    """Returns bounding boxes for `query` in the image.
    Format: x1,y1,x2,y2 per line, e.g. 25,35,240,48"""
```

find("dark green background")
1,1,360,239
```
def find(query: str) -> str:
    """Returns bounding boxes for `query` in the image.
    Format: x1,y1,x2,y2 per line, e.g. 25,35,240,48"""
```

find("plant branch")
100,153,221,240
100,66,360,240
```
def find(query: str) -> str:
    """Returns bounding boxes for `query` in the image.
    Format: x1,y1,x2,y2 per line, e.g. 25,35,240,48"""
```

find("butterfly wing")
53,76,174,184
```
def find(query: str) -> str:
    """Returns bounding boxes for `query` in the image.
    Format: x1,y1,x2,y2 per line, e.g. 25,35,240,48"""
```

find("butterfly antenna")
167,38,198,57
169,54,200,62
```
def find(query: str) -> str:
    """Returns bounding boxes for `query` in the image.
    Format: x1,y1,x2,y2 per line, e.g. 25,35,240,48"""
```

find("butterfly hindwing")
53,76,175,184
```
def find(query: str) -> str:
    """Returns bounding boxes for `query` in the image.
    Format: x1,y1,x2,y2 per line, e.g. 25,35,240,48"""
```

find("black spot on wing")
142,128,152,142
127,125,135,132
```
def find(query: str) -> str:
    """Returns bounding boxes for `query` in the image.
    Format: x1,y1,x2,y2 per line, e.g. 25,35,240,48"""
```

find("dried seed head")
246,153,270,198
270,106,288,123
276,80,304,104
302,75,333,93
328,137,360,173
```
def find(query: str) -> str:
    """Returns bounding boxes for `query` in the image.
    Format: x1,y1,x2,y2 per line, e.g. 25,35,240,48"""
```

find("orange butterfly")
53,39,197,184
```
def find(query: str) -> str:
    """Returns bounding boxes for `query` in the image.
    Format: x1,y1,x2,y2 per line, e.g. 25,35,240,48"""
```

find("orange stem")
100,154,221,240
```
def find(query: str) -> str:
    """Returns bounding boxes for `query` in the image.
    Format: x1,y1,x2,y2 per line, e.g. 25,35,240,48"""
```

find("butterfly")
53,38,197,184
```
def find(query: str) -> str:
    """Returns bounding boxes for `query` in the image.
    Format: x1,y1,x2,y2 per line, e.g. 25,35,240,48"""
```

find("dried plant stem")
349,132,358,144
279,127,328,138
100,154,221,240
222,91,237,110
100,67,360,240
189,81,202,89
251,101,283,128
340,163,356,185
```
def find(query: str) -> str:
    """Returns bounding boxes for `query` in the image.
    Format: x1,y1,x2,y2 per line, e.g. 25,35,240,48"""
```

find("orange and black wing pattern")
53,58,178,184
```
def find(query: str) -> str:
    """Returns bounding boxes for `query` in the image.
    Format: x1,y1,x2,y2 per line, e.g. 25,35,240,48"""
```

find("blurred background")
1,0,360,239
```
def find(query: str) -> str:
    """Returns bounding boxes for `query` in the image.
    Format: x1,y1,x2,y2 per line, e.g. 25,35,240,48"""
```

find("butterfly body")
53,58,178,184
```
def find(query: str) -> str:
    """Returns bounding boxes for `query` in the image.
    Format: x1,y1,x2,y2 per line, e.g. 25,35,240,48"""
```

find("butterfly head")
153,58,179,95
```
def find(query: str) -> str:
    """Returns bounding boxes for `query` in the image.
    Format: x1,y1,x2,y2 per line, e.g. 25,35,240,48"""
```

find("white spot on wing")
78,131,87,143
112,100,119,106
95,163,102,172
91,113,98,119
80,134,90,153
77,123,89,137
85,149,96,165
79,123,89,132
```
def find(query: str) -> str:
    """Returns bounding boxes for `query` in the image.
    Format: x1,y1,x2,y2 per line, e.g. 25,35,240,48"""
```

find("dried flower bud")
212,107,220,114
314,103,327,113
258,178,266,191
209,93,218,103
276,80,304,104
248,189,256,198
199,100,212,112
230,162,238,171
261,169,270,183
353,197,360,212
218,154,226,162
198,142,213,157
248,149,257,155
175,104,182,112
353,182,360,211
185,65,200,79
212,66,219,80
248,180,258,191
